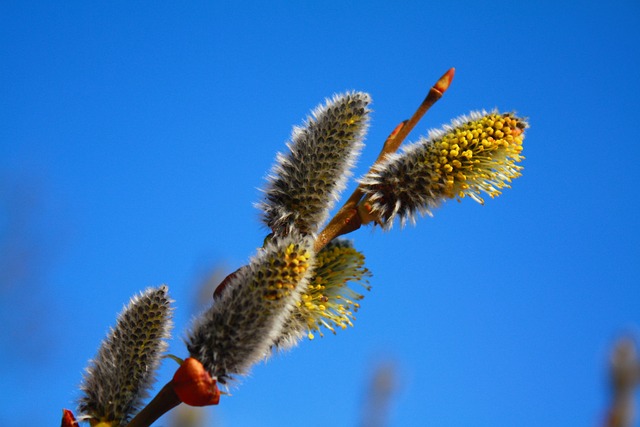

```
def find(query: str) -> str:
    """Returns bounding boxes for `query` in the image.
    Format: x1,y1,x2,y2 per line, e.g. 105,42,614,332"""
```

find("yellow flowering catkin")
360,110,527,229
274,239,371,348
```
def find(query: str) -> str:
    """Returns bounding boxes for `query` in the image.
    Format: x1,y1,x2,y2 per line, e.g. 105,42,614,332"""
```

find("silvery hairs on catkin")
78,285,173,425
186,233,315,384
360,110,527,229
258,92,371,236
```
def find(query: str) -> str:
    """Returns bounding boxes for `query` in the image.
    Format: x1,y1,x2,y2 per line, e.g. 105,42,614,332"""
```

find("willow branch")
313,68,455,252
125,381,181,427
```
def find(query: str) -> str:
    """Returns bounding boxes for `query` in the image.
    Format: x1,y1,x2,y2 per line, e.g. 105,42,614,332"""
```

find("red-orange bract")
172,357,221,406
60,409,77,427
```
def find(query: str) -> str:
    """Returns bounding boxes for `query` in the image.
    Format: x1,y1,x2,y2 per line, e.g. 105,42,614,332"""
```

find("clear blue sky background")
1,1,639,426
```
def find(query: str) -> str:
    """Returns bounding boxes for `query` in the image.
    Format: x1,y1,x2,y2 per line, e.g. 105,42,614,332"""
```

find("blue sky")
1,1,639,426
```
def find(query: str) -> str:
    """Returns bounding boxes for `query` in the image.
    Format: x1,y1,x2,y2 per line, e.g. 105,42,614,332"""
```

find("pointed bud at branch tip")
433,68,455,94
378,69,454,159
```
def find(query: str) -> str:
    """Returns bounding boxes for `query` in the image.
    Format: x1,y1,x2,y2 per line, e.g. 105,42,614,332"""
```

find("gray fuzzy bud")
78,285,173,426
186,234,315,383
258,92,371,236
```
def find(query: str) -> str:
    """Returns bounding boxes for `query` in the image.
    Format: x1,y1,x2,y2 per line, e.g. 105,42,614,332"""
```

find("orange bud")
433,68,455,94
60,409,77,427
172,357,220,406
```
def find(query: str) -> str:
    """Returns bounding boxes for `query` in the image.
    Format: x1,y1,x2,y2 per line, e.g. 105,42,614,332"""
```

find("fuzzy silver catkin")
258,92,371,237
78,285,173,426
186,234,315,383
359,110,526,229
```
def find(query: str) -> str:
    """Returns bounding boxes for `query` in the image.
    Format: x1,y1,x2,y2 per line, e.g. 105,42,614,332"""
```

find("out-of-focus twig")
0,172,64,360
603,337,640,427
169,404,210,427
360,361,398,427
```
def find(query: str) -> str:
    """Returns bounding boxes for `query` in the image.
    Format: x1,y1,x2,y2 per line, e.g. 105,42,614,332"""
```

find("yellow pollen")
413,112,526,203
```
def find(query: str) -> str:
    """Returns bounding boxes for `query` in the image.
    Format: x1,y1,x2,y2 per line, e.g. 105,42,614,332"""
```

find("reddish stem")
125,381,181,427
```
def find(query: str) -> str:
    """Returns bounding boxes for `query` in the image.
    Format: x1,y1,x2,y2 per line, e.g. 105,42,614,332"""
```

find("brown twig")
313,68,455,252
125,381,181,427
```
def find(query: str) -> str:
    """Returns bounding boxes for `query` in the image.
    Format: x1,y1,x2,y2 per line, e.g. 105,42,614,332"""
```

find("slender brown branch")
375,67,454,163
350,121,406,206
313,68,455,252
125,381,181,427
313,122,405,252
313,205,360,253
